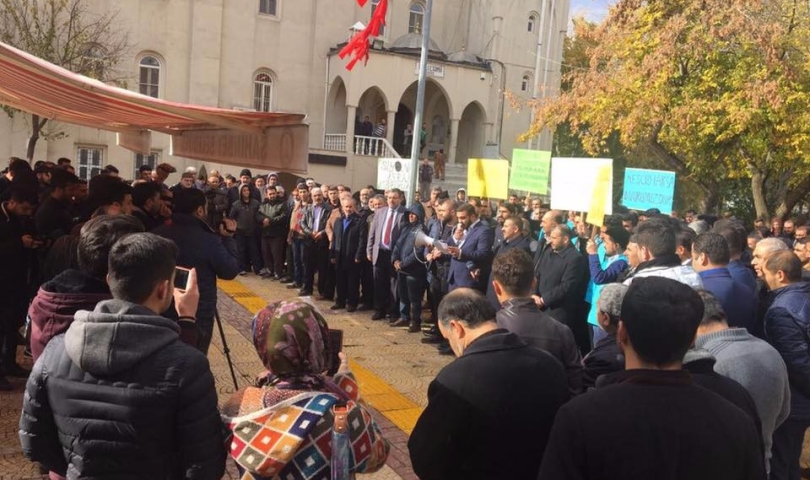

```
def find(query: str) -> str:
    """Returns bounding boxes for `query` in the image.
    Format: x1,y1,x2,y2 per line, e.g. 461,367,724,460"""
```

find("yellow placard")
586,164,612,226
467,159,510,199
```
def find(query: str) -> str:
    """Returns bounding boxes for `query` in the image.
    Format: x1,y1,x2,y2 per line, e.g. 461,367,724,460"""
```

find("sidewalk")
0,274,450,479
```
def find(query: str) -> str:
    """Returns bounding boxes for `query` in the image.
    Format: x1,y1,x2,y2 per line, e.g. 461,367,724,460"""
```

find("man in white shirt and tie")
367,188,405,320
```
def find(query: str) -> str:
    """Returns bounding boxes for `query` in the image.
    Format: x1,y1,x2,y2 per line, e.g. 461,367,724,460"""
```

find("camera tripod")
214,308,239,391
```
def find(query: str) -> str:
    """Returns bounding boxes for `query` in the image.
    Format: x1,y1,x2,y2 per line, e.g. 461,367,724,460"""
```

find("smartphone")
174,267,191,291
327,329,344,376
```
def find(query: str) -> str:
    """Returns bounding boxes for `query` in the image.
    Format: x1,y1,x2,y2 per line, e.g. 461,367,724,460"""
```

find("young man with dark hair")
762,250,810,480
132,181,165,231
20,233,225,480
409,288,568,480
623,218,702,287
492,248,582,395
675,226,696,265
692,232,756,333
84,174,134,219
138,164,153,182
28,215,145,362
539,277,765,480
154,188,239,354
0,186,39,390
34,168,80,239
715,222,758,293
446,202,495,293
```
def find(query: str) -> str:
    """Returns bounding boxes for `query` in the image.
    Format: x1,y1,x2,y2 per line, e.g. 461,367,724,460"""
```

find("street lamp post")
407,0,433,207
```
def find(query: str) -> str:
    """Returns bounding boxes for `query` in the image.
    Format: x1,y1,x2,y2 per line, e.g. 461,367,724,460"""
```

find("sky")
568,0,611,24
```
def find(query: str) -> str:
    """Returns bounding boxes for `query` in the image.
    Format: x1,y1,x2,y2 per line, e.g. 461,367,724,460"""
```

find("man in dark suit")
486,215,532,309
300,187,331,297
330,197,367,312
409,289,569,480
367,188,405,320
691,232,756,334
535,224,590,354
446,203,495,293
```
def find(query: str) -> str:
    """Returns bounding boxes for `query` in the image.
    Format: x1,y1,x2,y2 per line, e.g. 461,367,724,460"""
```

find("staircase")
428,161,467,198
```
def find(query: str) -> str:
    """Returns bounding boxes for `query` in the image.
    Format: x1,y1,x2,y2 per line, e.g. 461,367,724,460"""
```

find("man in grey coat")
694,289,791,475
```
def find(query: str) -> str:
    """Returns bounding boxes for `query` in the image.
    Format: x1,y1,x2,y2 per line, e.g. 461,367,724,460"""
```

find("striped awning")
0,41,309,173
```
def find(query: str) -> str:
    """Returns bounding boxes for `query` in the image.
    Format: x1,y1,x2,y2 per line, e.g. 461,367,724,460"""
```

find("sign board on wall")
171,124,309,174
621,167,676,214
550,157,614,214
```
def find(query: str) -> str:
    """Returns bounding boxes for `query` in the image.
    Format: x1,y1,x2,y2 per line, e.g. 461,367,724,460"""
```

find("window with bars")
409,3,424,34
134,151,160,180
77,146,104,181
253,73,274,112
371,0,385,36
259,0,277,16
139,56,160,98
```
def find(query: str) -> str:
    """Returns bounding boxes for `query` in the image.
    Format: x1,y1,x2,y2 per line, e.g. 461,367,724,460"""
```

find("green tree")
0,0,129,161
528,0,810,218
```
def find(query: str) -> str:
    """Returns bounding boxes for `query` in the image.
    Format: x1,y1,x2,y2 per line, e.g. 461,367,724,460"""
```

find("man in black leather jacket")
492,248,583,396
20,233,225,479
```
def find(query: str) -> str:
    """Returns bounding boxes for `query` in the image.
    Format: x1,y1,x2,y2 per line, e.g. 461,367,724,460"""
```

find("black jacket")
153,214,239,320
539,369,765,480
533,243,589,327
229,198,261,234
20,299,226,480
486,235,532,309
331,213,367,265
496,298,583,396
408,329,569,480
257,198,288,237
0,201,36,298
34,195,74,239
582,333,624,389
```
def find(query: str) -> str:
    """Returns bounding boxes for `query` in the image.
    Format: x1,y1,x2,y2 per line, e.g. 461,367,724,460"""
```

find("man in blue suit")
692,232,756,334
446,203,495,293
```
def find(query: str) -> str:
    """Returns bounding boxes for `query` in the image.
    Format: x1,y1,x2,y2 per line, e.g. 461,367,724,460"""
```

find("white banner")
550,157,614,214
377,157,414,203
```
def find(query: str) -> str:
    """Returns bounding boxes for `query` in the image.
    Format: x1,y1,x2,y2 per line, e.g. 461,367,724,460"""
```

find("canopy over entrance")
0,41,309,174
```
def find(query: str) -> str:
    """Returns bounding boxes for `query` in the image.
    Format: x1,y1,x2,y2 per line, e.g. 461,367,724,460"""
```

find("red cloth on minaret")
339,0,388,70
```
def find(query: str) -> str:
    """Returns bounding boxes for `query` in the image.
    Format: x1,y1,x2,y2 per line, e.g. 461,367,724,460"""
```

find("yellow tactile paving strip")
217,279,423,434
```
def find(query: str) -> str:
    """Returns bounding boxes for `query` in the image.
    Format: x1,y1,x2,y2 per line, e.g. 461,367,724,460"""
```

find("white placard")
550,157,613,214
377,158,414,200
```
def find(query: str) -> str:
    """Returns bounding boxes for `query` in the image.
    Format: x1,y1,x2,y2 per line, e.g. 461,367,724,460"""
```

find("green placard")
510,149,551,194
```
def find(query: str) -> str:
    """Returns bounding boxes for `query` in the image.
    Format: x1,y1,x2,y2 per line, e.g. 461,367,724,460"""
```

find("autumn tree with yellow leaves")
529,0,810,218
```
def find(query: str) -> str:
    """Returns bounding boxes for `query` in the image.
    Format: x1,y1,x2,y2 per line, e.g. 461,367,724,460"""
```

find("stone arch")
394,78,453,158
456,101,486,164
325,75,348,134
357,86,389,125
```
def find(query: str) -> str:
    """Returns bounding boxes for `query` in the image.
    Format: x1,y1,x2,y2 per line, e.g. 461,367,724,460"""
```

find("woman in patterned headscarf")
221,298,389,480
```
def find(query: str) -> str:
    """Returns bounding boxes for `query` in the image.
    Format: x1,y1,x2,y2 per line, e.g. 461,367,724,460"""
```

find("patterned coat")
222,372,389,480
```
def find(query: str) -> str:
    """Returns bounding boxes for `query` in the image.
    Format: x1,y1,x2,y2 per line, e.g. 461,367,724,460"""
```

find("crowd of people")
2,153,810,479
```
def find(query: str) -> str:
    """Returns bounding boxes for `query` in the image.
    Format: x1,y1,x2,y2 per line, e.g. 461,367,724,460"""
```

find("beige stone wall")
0,0,569,187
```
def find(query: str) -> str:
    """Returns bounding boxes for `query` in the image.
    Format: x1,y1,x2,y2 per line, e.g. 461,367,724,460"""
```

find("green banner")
509,149,551,194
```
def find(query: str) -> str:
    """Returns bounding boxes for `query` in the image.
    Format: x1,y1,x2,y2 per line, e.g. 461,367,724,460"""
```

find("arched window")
371,0,385,36
253,72,274,112
82,45,106,79
409,3,425,34
521,74,531,92
528,14,537,33
139,56,161,98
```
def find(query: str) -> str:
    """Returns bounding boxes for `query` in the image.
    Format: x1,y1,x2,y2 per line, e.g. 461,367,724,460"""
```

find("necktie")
383,210,395,246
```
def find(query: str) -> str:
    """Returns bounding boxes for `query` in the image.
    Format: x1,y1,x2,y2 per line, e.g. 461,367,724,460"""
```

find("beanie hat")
240,168,252,178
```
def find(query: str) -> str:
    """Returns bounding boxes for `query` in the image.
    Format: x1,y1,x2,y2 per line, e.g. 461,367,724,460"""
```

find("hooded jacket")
20,299,226,480
392,203,428,277
623,253,703,288
28,269,111,362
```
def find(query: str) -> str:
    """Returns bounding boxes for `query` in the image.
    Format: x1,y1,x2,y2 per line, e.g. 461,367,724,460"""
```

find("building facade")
0,0,569,188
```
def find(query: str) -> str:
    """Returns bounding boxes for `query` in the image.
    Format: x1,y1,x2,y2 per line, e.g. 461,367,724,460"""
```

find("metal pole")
407,0,433,207
530,0,549,150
